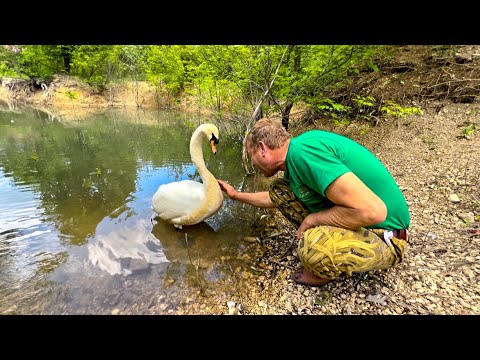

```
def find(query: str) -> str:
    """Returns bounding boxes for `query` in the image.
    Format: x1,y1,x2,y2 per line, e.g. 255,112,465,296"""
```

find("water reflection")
153,218,222,269
88,218,168,276
0,104,257,314
0,167,67,313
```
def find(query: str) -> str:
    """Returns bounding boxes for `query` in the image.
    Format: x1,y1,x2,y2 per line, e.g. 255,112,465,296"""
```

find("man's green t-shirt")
284,130,410,230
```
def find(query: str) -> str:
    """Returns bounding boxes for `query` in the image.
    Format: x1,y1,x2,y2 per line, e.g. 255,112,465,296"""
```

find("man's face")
248,142,277,177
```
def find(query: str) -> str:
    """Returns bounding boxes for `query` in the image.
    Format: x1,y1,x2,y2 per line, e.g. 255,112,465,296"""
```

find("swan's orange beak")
210,139,217,154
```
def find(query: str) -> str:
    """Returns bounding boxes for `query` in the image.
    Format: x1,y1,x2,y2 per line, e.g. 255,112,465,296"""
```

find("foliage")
1,44,425,125
19,45,76,78
0,47,22,77
70,45,115,89
145,45,187,97
299,45,381,101
315,97,352,116
463,122,476,137
351,94,375,116
380,100,424,118
309,91,423,124
64,91,78,100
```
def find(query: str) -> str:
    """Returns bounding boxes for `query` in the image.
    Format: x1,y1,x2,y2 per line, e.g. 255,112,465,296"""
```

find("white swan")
152,123,224,228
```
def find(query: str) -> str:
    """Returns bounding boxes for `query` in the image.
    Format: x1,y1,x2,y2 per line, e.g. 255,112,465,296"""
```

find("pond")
0,101,271,314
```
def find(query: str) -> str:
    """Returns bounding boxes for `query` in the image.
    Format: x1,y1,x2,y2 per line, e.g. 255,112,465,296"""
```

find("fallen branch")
424,78,480,89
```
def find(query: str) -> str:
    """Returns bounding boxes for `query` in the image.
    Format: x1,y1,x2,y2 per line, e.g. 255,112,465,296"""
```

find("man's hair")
246,118,291,153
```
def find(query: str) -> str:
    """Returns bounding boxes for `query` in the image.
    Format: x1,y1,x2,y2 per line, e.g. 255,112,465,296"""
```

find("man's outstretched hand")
217,179,237,200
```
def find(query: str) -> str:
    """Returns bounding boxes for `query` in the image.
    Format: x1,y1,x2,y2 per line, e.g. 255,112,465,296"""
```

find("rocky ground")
1,45,479,315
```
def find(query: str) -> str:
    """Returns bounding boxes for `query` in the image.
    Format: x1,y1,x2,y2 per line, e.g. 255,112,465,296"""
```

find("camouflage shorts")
269,178,408,280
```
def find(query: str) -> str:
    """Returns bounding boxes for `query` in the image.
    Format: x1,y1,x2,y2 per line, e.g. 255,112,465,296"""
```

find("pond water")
0,101,270,314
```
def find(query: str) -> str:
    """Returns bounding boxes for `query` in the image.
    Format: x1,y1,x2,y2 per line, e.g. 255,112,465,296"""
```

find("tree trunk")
280,46,301,131
61,47,71,73
281,101,294,130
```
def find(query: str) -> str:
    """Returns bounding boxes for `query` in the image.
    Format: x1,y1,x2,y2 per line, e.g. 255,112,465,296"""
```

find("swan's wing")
152,180,205,221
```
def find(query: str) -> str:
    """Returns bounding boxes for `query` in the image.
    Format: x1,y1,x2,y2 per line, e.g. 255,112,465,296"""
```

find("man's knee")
297,226,390,279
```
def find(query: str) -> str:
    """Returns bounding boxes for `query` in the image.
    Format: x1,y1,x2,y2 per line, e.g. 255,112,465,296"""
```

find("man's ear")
259,141,266,153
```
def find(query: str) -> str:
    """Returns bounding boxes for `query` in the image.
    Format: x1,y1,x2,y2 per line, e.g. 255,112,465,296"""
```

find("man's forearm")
232,191,276,208
297,205,384,239
312,205,372,229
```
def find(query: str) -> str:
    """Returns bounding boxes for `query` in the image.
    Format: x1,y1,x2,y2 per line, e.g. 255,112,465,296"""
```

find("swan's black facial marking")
210,133,219,145
210,133,218,154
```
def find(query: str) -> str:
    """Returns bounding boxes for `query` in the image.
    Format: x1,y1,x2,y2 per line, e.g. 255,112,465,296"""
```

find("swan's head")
201,123,219,155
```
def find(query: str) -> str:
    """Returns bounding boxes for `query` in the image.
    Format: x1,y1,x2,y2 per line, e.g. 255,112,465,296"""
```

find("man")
217,118,410,287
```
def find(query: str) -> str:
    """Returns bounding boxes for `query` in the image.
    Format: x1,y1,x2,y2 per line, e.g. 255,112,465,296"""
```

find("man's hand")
296,213,318,240
217,179,275,208
217,179,238,199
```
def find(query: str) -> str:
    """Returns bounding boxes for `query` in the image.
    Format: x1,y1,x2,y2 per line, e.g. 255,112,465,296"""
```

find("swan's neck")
190,127,214,185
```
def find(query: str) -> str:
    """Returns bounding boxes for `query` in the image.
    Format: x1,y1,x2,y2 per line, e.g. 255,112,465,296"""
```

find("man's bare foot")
293,267,332,287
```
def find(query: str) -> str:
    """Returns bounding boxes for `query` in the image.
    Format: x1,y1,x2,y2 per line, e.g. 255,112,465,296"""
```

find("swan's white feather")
152,180,205,221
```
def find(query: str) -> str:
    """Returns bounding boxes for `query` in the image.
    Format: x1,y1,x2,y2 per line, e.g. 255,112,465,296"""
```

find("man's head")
246,118,291,153
246,118,291,177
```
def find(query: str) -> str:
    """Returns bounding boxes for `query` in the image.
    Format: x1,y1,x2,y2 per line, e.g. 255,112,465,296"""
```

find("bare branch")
241,46,291,174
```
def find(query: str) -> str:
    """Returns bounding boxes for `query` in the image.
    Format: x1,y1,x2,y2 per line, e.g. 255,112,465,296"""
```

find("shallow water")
0,103,268,314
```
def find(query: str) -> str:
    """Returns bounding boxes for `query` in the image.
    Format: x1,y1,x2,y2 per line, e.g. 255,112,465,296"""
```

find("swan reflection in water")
87,218,168,276
151,215,253,287
151,216,227,271
86,214,240,277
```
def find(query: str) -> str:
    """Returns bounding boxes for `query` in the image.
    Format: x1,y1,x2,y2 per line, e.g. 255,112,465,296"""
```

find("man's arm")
296,172,387,239
217,179,276,208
